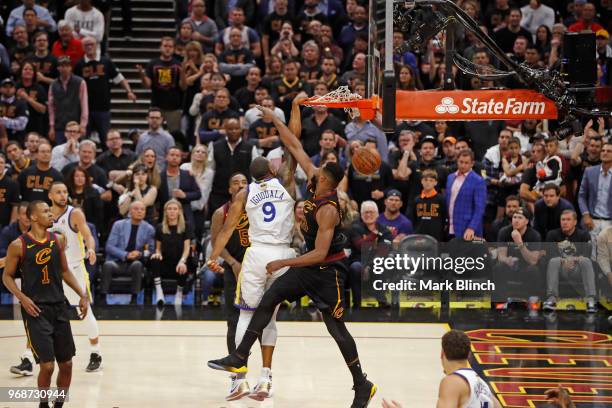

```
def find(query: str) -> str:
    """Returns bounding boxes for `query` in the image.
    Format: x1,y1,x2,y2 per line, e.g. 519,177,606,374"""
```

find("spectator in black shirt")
218,27,256,93
492,8,533,54
0,153,20,226
494,207,544,307
519,141,546,213
300,95,345,157
0,77,29,144
192,72,242,115
299,41,322,86
75,36,136,145
97,129,137,182
487,195,520,242
543,209,597,312
18,140,63,204
9,25,33,73
29,31,58,91
310,129,346,169
388,130,417,209
411,169,447,241
234,66,262,111
157,147,201,226
247,96,280,156
16,61,46,136
138,36,183,134
65,165,103,235
5,141,32,181
271,60,311,118
261,0,294,62
534,183,575,240
407,136,447,203
150,199,194,307
61,140,110,200
198,88,241,143
318,56,340,91
297,0,329,39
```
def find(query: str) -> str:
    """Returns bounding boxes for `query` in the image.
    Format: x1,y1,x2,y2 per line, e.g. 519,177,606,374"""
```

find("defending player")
2,200,88,408
48,181,102,372
207,156,297,401
208,172,251,400
436,330,501,408
207,105,377,408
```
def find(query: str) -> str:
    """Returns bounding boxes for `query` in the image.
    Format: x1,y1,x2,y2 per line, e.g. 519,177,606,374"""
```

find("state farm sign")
396,90,558,121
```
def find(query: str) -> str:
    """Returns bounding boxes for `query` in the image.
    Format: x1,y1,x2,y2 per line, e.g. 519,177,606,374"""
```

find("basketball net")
302,86,364,119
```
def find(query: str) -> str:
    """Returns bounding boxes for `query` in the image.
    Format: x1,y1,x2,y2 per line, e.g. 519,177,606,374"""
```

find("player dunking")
207,106,377,408
2,200,88,408
207,157,297,401
48,181,102,371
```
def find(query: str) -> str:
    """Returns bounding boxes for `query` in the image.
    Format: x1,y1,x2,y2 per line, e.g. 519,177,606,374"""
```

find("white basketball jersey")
453,368,496,408
245,178,295,245
50,206,85,264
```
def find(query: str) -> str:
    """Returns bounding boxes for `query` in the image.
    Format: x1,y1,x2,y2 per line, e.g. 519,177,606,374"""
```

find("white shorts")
235,244,296,310
62,260,91,305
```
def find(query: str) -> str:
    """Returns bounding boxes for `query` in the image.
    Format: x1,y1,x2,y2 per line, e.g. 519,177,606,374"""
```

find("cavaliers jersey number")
41,265,50,285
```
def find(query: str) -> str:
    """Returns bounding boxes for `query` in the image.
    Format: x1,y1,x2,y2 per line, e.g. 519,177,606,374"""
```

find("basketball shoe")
10,356,33,376
226,376,250,401
249,375,273,401
351,375,377,408
86,353,102,372
207,354,248,373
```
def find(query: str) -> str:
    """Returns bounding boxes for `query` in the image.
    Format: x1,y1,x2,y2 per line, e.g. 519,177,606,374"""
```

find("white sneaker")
226,377,250,401
249,377,273,401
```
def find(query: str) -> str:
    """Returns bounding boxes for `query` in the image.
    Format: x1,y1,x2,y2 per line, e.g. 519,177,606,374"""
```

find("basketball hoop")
301,86,379,120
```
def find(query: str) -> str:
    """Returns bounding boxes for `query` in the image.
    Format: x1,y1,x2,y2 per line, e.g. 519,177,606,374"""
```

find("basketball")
352,147,382,175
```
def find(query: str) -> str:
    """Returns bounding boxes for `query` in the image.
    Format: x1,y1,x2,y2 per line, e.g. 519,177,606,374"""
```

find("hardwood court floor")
0,319,448,408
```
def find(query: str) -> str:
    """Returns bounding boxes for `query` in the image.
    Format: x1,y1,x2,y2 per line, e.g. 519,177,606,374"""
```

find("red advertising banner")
396,89,558,121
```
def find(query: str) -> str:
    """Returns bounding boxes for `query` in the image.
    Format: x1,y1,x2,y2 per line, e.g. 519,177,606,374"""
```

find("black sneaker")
207,354,248,374
351,375,377,408
10,357,33,376
86,353,102,372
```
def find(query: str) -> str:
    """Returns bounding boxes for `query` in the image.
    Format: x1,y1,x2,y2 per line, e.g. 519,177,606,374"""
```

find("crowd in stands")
0,0,611,310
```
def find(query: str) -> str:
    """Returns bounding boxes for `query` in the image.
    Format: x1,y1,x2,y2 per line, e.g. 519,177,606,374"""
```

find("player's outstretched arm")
209,189,247,263
57,234,88,319
71,208,97,265
278,93,309,198
2,239,41,317
266,204,337,273
256,105,317,181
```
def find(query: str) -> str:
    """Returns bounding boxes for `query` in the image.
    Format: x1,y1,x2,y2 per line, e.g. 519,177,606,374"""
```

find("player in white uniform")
436,330,501,408
208,156,297,401
382,330,501,408
48,181,102,372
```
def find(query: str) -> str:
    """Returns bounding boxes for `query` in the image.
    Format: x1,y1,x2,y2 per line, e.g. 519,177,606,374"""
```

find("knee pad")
261,319,277,346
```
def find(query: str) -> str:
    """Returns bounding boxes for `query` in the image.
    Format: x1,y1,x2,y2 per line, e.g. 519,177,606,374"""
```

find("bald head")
250,156,272,181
